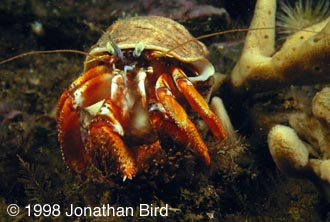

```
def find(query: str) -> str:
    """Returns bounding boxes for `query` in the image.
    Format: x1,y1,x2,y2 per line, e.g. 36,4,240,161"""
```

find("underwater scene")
1,0,330,221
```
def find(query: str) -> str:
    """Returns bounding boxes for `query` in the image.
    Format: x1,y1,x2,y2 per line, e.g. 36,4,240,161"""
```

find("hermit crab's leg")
56,65,114,173
151,74,211,164
172,68,227,140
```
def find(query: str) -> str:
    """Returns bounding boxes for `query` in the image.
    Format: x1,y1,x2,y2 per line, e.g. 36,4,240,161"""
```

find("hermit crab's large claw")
56,65,113,175
84,97,138,180
56,91,91,173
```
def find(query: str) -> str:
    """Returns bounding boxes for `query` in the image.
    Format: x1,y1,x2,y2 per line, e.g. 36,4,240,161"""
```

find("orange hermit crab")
56,16,227,181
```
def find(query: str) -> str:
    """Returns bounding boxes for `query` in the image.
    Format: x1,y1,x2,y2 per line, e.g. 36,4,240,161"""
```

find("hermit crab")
56,16,227,181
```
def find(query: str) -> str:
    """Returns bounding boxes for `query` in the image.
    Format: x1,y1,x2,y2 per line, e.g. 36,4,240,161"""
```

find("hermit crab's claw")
56,65,113,176
84,97,138,181
56,91,91,173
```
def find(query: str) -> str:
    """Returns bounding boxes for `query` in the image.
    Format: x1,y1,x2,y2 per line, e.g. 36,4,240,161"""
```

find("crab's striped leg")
151,74,211,165
172,68,227,141
56,65,114,173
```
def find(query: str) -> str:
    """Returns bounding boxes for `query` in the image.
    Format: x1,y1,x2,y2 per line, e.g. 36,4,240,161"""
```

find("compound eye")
133,41,145,57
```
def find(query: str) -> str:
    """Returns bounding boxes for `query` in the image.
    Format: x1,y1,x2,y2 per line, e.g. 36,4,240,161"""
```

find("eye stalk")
133,41,145,57
104,33,124,60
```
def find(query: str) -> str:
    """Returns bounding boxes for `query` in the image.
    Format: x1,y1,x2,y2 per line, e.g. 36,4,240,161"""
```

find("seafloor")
0,0,329,221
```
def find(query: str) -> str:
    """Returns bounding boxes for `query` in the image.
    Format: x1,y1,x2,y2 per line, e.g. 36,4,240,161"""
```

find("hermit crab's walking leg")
150,74,211,164
172,68,227,141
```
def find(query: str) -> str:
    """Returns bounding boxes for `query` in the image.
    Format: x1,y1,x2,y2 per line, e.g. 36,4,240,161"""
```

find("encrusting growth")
268,87,330,202
230,0,330,90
